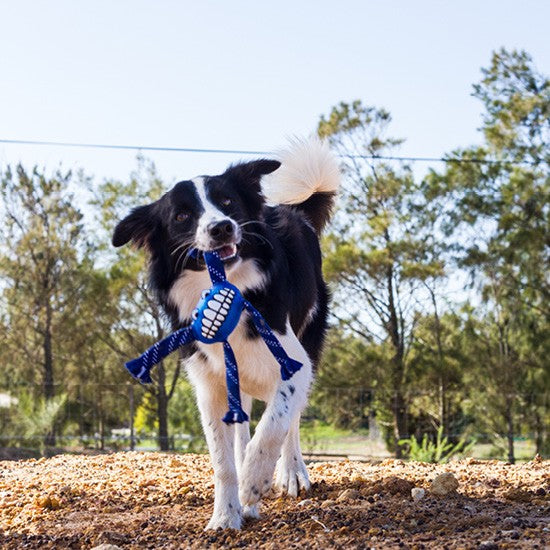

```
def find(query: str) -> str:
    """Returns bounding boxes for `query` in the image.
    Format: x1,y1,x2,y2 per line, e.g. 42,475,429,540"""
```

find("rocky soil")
0,452,548,549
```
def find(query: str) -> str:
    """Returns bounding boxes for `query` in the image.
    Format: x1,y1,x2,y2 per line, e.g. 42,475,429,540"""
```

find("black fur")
112,159,332,368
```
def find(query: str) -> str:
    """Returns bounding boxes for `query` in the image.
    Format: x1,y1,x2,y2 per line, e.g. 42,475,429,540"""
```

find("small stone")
429,472,458,496
297,498,313,507
36,495,61,510
411,487,425,501
91,546,123,550
321,499,336,509
337,488,360,501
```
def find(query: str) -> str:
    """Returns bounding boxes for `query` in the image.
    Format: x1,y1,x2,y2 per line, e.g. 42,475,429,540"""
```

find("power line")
0,138,269,156
0,138,539,166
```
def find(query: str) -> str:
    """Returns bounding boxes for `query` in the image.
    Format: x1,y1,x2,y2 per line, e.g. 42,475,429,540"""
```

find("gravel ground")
0,452,548,549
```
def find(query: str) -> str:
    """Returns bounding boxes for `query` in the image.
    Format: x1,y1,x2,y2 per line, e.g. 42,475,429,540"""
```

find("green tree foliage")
0,166,91,445
423,49,550,461
0,49,547,460
318,101,446,455
91,158,184,451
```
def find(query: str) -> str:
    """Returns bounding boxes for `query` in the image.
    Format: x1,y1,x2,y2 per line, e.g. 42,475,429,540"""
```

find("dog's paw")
242,503,260,521
239,443,277,506
205,508,242,530
274,454,310,497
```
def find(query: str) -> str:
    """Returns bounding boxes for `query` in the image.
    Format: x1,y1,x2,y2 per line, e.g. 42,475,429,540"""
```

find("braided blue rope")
124,250,303,423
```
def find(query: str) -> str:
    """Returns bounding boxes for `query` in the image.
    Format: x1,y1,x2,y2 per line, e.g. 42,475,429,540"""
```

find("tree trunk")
392,389,408,458
98,389,105,451
429,285,447,437
505,397,515,464
129,384,136,451
386,263,408,457
438,376,447,437
156,361,170,451
43,299,56,447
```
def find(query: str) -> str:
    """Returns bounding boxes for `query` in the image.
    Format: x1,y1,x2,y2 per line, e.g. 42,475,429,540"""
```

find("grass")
300,420,389,458
298,421,539,462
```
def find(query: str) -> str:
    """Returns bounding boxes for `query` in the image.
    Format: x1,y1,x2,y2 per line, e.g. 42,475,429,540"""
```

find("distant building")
0,393,18,408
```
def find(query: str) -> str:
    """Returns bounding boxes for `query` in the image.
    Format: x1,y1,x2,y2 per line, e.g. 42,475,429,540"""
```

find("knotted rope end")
281,357,303,381
125,358,153,384
222,409,249,424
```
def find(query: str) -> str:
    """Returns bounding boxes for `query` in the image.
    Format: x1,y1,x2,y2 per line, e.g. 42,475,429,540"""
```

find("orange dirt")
0,452,548,549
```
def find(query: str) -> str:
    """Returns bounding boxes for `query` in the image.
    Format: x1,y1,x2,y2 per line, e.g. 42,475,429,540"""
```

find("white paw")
239,443,278,506
205,508,242,530
242,503,260,520
274,454,310,497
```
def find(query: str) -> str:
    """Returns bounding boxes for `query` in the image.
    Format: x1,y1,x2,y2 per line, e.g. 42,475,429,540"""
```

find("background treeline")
0,49,548,462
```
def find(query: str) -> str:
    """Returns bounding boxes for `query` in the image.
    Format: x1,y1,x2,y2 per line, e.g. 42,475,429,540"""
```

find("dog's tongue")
217,244,237,261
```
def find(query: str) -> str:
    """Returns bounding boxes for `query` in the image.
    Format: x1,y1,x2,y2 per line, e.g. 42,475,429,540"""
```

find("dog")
112,138,340,529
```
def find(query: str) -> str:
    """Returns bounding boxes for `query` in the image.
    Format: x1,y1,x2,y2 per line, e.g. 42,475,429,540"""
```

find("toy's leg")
233,393,259,519
274,412,310,497
239,327,312,506
192,372,242,530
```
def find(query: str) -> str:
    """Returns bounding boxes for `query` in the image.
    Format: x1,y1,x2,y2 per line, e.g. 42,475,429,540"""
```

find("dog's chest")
168,260,279,398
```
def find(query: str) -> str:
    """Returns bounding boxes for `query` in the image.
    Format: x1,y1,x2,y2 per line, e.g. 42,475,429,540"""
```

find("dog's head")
112,159,281,269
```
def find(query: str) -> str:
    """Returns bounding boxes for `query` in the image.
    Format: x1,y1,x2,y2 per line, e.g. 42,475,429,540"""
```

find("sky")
1,0,549,188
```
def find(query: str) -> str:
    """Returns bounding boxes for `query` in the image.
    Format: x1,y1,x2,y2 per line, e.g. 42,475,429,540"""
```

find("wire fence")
0,383,548,460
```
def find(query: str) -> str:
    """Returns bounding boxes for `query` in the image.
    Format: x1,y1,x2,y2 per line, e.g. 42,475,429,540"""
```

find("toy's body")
125,250,302,423
192,282,241,343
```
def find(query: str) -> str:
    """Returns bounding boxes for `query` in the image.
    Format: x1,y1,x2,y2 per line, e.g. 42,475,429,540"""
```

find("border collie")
112,138,340,529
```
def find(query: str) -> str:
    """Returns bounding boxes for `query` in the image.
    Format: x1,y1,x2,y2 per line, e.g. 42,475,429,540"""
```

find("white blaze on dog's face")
191,177,241,260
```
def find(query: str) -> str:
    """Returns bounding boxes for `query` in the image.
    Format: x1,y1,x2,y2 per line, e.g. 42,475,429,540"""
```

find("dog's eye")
221,197,232,206
175,212,189,222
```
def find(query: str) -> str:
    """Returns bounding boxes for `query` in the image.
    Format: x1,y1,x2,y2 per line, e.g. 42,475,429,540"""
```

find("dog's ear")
112,203,158,249
224,159,281,192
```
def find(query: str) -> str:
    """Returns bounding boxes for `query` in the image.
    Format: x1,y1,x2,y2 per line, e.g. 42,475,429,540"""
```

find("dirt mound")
0,453,548,548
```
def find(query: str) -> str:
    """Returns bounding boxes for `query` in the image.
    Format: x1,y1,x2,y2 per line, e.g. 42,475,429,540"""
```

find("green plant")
14,392,67,451
398,425,475,463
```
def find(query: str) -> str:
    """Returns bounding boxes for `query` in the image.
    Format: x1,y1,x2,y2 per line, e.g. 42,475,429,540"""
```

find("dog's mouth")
214,243,239,262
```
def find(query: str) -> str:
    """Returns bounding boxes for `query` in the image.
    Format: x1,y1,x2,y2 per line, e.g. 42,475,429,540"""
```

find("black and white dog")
113,138,340,529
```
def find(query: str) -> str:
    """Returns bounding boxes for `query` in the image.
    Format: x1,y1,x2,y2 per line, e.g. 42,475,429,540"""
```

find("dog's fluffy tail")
262,137,340,234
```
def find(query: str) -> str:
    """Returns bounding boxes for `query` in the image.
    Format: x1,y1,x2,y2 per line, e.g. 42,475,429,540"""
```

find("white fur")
274,414,311,497
193,176,240,250
184,318,313,529
262,137,340,205
169,260,313,529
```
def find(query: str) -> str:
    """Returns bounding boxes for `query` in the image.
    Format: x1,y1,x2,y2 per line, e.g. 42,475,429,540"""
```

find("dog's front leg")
233,393,259,520
193,374,242,530
239,330,312,506
274,412,311,497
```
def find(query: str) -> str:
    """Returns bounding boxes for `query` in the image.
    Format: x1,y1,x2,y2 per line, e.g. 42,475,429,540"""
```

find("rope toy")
124,250,303,424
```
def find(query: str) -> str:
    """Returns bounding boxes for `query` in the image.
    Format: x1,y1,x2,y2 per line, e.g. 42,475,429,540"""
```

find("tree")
90,158,183,451
0,166,89,446
423,49,550,461
311,326,382,431
318,101,445,456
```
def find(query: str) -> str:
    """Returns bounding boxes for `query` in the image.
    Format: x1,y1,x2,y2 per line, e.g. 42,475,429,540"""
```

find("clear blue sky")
1,0,549,185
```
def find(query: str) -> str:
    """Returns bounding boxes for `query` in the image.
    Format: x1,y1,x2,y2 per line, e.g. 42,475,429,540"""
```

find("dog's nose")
208,220,234,239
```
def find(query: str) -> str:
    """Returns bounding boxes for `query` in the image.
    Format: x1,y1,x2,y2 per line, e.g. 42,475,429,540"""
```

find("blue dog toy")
125,251,303,424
